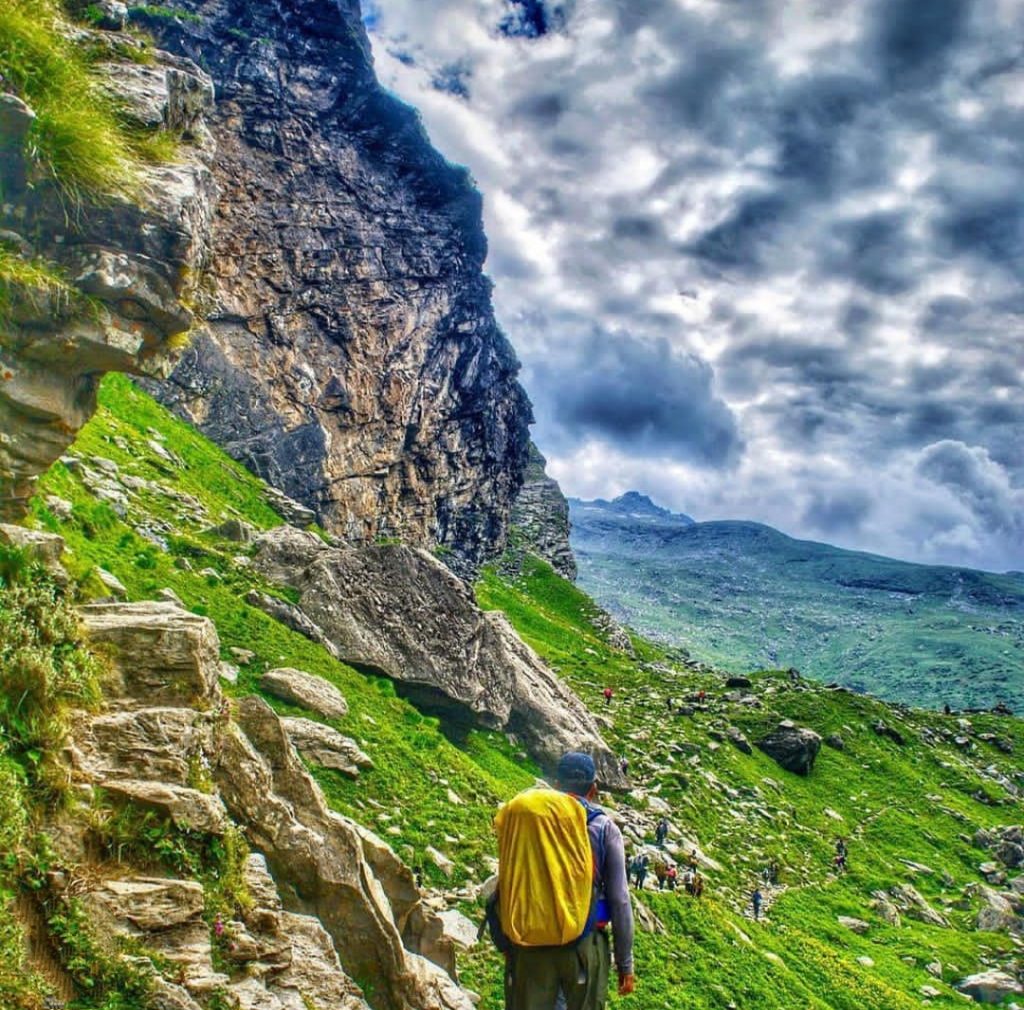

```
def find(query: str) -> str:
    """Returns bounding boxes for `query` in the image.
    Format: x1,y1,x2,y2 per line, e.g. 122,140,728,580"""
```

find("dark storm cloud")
916,441,1024,538
531,333,741,465
825,212,918,295
937,196,1024,266
775,74,877,192
875,0,973,86
802,488,874,535
690,194,791,272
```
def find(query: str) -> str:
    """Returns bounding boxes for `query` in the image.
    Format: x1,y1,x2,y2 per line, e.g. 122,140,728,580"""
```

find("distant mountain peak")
610,491,670,516
570,490,695,524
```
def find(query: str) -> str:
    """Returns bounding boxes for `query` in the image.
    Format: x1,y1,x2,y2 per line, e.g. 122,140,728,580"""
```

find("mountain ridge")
570,494,1024,711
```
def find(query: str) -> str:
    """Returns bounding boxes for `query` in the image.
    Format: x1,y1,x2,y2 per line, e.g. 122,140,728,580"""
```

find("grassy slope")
477,556,1024,1009
570,510,1024,712
31,375,535,897
17,375,1024,1010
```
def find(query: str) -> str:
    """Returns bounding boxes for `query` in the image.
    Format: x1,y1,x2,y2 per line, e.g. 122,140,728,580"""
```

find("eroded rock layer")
69,597,471,1010
0,34,215,520
141,0,532,571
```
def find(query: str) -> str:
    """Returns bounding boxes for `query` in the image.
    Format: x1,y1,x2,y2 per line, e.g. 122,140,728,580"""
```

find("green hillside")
3,378,1023,1009
570,497,1024,712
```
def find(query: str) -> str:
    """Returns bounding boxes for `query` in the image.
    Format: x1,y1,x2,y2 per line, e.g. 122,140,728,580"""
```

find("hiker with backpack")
752,887,763,920
631,853,649,890
602,687,614,706
654,818,669,847
491,751,636,1008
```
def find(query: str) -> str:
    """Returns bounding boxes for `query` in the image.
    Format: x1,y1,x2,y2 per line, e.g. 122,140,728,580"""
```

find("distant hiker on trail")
666,865,678,891
789,667,800,683
834,838,848,874
654,859,668,891
688,849,699,872
492,751,635,1009
944,702,952,716
632,854,649,890
752,888,763,920
620,756,629,777
603,687,614,706
696,689,706,704
655,818,669,847
666,697,673,713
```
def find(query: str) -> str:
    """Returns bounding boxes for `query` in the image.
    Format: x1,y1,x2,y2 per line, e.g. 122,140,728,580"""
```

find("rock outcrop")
138,0,532,571
65,596,472,1010
0,26,215,520
508,442,577,580
251,525,624,786
756,721,822,776
957,969,1024,1004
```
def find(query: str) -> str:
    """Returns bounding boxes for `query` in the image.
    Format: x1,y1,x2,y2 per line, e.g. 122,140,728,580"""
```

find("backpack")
491,788,608,949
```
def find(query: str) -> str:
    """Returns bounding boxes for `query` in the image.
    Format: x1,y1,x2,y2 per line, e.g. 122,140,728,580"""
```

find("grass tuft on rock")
0,0,176,203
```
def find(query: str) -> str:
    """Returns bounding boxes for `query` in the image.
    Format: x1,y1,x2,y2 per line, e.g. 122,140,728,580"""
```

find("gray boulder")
251,527,624,786
756,721,822,776
282,717,372,777
260,668,349,720
956,970,1024,1004
80,602,221,705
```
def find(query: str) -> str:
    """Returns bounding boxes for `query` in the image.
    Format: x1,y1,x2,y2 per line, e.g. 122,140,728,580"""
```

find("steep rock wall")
508,441,577,580
0,29,215,520
141,0,533,572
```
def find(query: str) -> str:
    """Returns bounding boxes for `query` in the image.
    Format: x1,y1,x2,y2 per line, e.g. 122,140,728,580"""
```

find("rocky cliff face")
508,442,577,580
139,0,532,572
0,30,215,521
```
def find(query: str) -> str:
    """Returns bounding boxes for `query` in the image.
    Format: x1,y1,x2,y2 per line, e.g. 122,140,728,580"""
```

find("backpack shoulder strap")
576,798,610,881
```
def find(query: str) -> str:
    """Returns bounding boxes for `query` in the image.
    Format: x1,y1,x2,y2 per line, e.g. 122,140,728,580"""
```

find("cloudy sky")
363,0,1024,572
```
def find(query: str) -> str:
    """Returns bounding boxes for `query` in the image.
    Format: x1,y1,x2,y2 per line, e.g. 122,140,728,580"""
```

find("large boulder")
956,970,1024,1004
966,884,1020,932
79,602,221,706
251,527,624,786
756,721,822,776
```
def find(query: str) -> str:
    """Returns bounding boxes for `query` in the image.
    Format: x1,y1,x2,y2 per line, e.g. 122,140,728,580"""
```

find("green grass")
0,245,80,328
14,374,1024,1009
0,0,177,203
569,507,1024,712
475,554,1024,1008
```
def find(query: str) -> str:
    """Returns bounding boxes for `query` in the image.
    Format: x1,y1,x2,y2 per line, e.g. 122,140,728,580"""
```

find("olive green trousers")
504,930,611,1010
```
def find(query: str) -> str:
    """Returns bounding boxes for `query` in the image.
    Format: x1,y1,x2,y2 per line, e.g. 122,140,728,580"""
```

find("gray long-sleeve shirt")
589,810,635,974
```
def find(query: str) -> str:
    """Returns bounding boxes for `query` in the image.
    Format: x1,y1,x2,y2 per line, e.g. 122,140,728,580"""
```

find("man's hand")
618,973,636,996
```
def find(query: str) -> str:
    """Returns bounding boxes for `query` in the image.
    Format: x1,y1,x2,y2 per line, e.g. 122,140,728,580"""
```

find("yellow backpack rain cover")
495,787,594,947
